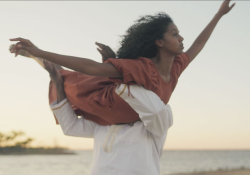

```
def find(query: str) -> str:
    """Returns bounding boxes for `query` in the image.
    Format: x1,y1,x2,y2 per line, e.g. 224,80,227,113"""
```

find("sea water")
0,150,250,175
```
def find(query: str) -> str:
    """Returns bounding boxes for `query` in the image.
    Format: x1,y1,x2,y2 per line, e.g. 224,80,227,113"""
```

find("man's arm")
50,99,97,138
186,0,235,63
45,61,97,138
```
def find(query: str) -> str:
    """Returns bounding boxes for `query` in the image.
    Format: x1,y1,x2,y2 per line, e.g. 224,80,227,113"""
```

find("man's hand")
217,0,236,16
9,37,41,57
43,60,66,103
95,42,116,63
43,60,63,85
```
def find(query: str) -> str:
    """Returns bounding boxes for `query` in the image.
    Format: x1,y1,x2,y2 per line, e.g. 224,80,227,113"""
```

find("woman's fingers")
95,42,116,63
96,42,114,56
16,43,33,57
97,42,109,52
97,48,107,63
95,42,106,48
9,41,27,57
230,2,236,10
97,48,105,55
10,37,35,49
10,37,30,44
96,42,116,58
96,42,109,54
96,47,102,53
10,37,40,58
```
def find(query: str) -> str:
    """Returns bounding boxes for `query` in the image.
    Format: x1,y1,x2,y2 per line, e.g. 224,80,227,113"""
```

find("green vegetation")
0,131,75,155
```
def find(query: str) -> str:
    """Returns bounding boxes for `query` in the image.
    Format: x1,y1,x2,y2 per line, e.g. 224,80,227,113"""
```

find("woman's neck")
151,52,175,78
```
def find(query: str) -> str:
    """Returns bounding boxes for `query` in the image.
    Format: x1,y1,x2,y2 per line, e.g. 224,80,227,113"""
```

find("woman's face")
157,23,184,55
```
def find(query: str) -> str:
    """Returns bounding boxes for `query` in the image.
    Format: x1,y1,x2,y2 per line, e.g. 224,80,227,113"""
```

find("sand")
169,168,250,175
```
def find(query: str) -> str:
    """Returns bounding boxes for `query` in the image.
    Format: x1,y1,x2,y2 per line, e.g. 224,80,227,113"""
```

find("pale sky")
0,1,249,150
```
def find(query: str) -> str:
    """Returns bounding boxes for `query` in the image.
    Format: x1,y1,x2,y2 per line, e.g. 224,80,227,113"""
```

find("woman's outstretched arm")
9,39,122,78
186,0,236,63
9,42,115,71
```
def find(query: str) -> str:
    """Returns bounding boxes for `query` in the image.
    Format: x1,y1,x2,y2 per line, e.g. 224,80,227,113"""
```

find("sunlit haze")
0,1,249,150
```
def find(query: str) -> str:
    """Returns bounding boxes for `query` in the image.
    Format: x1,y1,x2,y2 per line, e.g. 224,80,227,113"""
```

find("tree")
0,131,34,148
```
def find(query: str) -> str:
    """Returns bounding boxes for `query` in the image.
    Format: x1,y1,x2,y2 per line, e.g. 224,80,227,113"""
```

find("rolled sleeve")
50,98,97,138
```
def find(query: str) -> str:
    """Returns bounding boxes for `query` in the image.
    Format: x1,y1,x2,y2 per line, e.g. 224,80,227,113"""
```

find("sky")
0,1,249,150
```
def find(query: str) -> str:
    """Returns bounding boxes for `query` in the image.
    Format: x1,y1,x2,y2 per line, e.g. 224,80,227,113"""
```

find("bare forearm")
11,38,122,78
38,50,100,75
193,13,223,47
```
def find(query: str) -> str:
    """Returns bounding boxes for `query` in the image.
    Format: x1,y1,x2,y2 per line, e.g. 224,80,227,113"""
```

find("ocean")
0,150,250,175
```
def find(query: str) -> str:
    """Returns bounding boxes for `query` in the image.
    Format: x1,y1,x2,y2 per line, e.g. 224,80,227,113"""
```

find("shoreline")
169,168,250,175
0,147,76,155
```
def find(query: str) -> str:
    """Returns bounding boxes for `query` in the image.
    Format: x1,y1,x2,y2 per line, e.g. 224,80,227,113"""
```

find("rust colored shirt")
49,52,190,126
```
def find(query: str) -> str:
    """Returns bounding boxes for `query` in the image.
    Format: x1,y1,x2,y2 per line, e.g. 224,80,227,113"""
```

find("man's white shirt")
50,84,173,175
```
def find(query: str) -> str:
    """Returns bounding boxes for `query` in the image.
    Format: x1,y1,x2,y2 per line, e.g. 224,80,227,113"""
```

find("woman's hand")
217,0,236,16
95,42,116,63
9,37,41,57
9,44,33,58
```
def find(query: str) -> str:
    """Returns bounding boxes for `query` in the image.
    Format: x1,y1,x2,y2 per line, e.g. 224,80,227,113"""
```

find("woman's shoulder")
106,57,159,91
106,57,156,70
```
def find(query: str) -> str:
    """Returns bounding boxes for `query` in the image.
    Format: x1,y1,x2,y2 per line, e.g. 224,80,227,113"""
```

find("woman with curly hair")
10,1,235,174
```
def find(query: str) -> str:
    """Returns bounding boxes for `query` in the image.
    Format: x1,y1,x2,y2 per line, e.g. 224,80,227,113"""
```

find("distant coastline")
0,146,76,155
169,167,250,175
0,130,75,155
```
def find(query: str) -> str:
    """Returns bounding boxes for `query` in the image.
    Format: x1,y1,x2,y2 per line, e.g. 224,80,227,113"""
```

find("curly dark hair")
117,12,174,59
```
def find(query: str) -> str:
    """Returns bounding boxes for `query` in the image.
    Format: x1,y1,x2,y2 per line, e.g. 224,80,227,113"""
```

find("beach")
1,150,250,175
170,168,250,175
